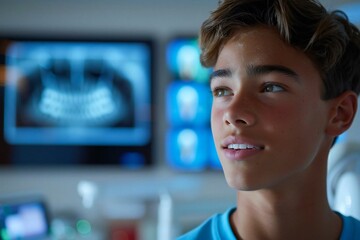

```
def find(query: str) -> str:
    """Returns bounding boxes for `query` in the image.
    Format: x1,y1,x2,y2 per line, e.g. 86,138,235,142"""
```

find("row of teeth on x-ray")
28,58,128,126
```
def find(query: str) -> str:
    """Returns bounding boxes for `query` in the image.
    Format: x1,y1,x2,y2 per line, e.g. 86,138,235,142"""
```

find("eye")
262,83,285,93
212,87,232,97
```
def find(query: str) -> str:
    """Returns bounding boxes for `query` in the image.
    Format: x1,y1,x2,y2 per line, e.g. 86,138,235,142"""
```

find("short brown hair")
199,0,360,99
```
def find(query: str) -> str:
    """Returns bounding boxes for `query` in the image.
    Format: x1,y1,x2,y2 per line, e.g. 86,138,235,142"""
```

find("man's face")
211,26,332,191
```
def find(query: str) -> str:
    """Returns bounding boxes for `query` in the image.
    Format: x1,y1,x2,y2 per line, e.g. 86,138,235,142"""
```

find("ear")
326,91,358,137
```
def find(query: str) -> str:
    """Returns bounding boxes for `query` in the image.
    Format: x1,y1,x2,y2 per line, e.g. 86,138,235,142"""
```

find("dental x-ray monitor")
0,36,154,166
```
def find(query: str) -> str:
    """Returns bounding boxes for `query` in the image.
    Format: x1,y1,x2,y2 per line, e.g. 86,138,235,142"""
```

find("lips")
221,136,264,160
222,136,264,149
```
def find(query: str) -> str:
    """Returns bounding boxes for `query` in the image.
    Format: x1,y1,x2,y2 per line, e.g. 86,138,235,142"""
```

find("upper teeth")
228,144,257,150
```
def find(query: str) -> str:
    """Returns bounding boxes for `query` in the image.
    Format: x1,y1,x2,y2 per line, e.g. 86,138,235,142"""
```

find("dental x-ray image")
166,81,211,127
165,36,221,171
166,128,210,170
166,38,211,83
3,40,152,146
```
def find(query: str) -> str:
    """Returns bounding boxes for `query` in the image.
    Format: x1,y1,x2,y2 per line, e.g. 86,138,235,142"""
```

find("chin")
225,174,264,192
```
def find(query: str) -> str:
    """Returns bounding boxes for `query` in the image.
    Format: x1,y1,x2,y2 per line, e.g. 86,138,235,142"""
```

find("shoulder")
177,208,237,240
339,213,360,240
176,215,217,240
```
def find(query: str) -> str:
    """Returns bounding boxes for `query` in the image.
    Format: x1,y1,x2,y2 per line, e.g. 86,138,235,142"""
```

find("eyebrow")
246,64,299,80
209,64,299,84
209,68,232,82
209,68,232,84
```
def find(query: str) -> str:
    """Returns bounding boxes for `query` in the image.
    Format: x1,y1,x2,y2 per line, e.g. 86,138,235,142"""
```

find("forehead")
220,27,296,63
215,26,321,79
230,26,288,49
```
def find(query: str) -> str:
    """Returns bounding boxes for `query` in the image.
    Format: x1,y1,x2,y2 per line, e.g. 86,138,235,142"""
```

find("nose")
223,93,256,127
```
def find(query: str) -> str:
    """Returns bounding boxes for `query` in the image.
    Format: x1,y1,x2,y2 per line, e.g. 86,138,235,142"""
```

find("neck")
231,156,342,240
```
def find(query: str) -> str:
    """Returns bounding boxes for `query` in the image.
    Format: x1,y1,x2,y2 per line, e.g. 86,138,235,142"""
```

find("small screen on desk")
0,198,50,240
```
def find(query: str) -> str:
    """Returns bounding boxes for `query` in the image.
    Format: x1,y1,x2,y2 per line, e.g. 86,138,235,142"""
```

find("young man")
178,0,360,239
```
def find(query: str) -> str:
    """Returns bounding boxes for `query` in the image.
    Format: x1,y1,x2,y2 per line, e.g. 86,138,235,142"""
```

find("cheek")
261,104,297,133
262,97,318,130
265,102,326,160
211,107,224,140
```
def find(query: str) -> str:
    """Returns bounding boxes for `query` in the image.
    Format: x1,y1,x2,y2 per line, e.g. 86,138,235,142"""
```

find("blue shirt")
177,208,360,240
